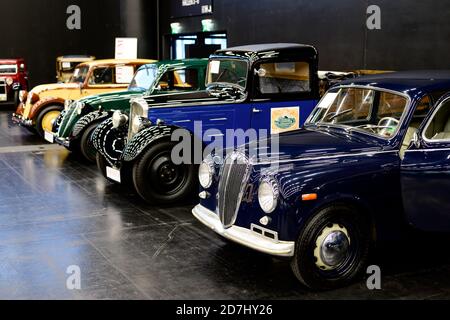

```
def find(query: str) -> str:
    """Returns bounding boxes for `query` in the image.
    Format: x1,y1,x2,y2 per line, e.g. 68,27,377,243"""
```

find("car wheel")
290,204,371,290
96,152,115,183
132,141,197,205
79,123,98,163
13,90,20,107
35,105,62,138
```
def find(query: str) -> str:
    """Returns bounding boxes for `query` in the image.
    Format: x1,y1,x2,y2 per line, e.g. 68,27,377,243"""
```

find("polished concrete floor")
0,109,450,300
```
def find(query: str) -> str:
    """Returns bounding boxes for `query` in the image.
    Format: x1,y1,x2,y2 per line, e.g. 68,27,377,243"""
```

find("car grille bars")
217,151,252,228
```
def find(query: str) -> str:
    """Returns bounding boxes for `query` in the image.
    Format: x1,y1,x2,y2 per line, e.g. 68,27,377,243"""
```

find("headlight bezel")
76,101,85,115
258,177,279,214
112,110,129,129
199,157,215,189
5,77,13,86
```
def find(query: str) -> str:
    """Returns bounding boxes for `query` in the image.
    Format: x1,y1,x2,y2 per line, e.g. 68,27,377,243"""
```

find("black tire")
132,141,197,205
290,204,371,290
96,152,115,183
13,90,20,107
96,152,133,186
35,105,62,138
79,122,99,163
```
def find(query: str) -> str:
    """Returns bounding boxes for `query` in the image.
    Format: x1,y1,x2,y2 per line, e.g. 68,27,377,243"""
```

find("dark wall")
0,0,157,87
159,0,450,71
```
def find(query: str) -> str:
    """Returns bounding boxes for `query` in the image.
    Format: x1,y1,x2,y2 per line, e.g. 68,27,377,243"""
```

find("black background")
1,0,450,87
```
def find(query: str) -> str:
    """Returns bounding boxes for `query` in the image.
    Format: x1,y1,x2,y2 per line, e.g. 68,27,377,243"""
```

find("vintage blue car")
92,43,321,204
193,71,450,290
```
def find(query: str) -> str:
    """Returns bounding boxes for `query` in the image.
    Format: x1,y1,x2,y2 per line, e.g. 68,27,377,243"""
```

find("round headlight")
76,102,85,115
199,160,214,189
131,115,143,134
6,78,13,86
19,90,28,103
112,111,129,129
258,179,279,214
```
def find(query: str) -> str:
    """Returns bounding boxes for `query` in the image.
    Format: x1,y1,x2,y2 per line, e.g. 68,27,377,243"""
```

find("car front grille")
0,80,6,95
217,151,252,228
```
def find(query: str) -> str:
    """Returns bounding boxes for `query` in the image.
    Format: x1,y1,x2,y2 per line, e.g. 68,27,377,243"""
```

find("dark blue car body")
93,44,322,205
194,70,450,258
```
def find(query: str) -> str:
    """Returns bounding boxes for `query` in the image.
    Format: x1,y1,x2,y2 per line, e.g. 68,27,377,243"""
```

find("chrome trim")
305,85,413,142
257,150,398,165
209,118,228,121
192,205,295,257
405,148,450,153
422,96,450,144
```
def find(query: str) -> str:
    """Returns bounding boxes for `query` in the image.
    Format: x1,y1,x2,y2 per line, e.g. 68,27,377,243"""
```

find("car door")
401,94,450,231
80,66,129,98
249,60,317,136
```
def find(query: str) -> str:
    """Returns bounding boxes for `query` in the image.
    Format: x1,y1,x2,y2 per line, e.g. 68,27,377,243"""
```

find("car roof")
337,70,450,98
0,59,25,63
217,43,316,54
138,58,208,69
79,59,156,67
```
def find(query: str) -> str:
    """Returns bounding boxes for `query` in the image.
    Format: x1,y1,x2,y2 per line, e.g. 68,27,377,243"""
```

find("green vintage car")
53,59,208,162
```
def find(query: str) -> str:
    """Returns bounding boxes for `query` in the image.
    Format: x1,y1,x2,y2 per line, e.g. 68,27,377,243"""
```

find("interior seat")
433,117,450,140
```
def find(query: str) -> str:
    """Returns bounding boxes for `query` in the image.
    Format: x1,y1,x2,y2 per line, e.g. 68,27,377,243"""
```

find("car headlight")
64,100,74,110
112,110,129,129
76,102,85,115
199,158,214,189
6,78,13,86
258,178,279,214
19,90,28,103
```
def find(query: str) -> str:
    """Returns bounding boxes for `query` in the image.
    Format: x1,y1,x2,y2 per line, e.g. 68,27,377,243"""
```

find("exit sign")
171,0,213,18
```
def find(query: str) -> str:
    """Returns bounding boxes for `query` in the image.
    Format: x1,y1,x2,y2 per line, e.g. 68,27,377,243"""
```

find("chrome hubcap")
314,224,350,271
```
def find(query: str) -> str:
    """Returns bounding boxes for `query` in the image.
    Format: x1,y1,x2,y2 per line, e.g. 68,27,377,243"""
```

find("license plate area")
106,166,121,183
44,131,54,143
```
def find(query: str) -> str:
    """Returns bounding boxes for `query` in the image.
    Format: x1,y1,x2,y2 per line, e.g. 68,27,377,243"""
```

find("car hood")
79,89,145,107
30,83,80,95
241,127,386,164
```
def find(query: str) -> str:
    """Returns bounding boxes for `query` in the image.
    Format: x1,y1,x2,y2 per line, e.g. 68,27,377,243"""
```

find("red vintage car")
0,59,29,105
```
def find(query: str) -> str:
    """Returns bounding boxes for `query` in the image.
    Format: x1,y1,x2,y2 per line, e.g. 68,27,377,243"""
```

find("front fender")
29,97,65,120
122,125,176,162
92,118,129,166
72,111,110,139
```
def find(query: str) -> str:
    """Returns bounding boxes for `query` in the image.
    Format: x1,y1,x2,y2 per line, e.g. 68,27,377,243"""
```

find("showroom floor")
0,109,450,300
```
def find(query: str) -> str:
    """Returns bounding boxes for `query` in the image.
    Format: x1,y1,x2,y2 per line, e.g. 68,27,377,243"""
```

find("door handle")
252,108,262,113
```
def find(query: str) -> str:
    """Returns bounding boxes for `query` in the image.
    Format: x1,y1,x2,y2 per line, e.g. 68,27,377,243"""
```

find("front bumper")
54,136,71,148
192,204,295,257
12,113,33,126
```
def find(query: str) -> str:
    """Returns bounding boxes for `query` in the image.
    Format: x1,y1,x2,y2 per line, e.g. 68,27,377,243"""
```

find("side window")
424,99,450,141
156,68,199,92
257,61,310,95
89,67,114,85
175,68,199,90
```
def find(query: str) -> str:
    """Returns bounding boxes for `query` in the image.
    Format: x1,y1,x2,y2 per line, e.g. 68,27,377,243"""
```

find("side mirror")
412,131,421,149
254,68,267,77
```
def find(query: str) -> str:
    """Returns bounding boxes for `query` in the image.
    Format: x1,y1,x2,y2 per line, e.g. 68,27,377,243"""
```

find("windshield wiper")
326,109,352,121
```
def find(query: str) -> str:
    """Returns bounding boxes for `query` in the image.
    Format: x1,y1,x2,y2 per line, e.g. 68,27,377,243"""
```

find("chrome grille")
217,151,252,228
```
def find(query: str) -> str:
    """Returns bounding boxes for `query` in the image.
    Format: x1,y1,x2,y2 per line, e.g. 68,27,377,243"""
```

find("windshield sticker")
210,61,220,74
271,106,300,134
62,62,72,69
318,92,338,109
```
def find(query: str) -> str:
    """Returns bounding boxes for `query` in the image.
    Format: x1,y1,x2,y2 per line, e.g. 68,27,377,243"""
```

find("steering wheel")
377,117,400,137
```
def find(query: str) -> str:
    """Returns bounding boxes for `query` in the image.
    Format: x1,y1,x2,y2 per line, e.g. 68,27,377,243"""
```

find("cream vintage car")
12,58,154,139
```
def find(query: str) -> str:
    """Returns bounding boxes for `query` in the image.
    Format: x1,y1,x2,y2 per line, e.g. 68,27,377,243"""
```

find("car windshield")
307,87,409,138
129,65,158,91
206,58,248,89
0,64,17,75
70,66,89,83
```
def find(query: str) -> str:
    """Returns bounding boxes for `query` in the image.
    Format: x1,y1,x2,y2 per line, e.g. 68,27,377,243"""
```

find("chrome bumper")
192,204,295,257
12,113,32,126
54,136,71,148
